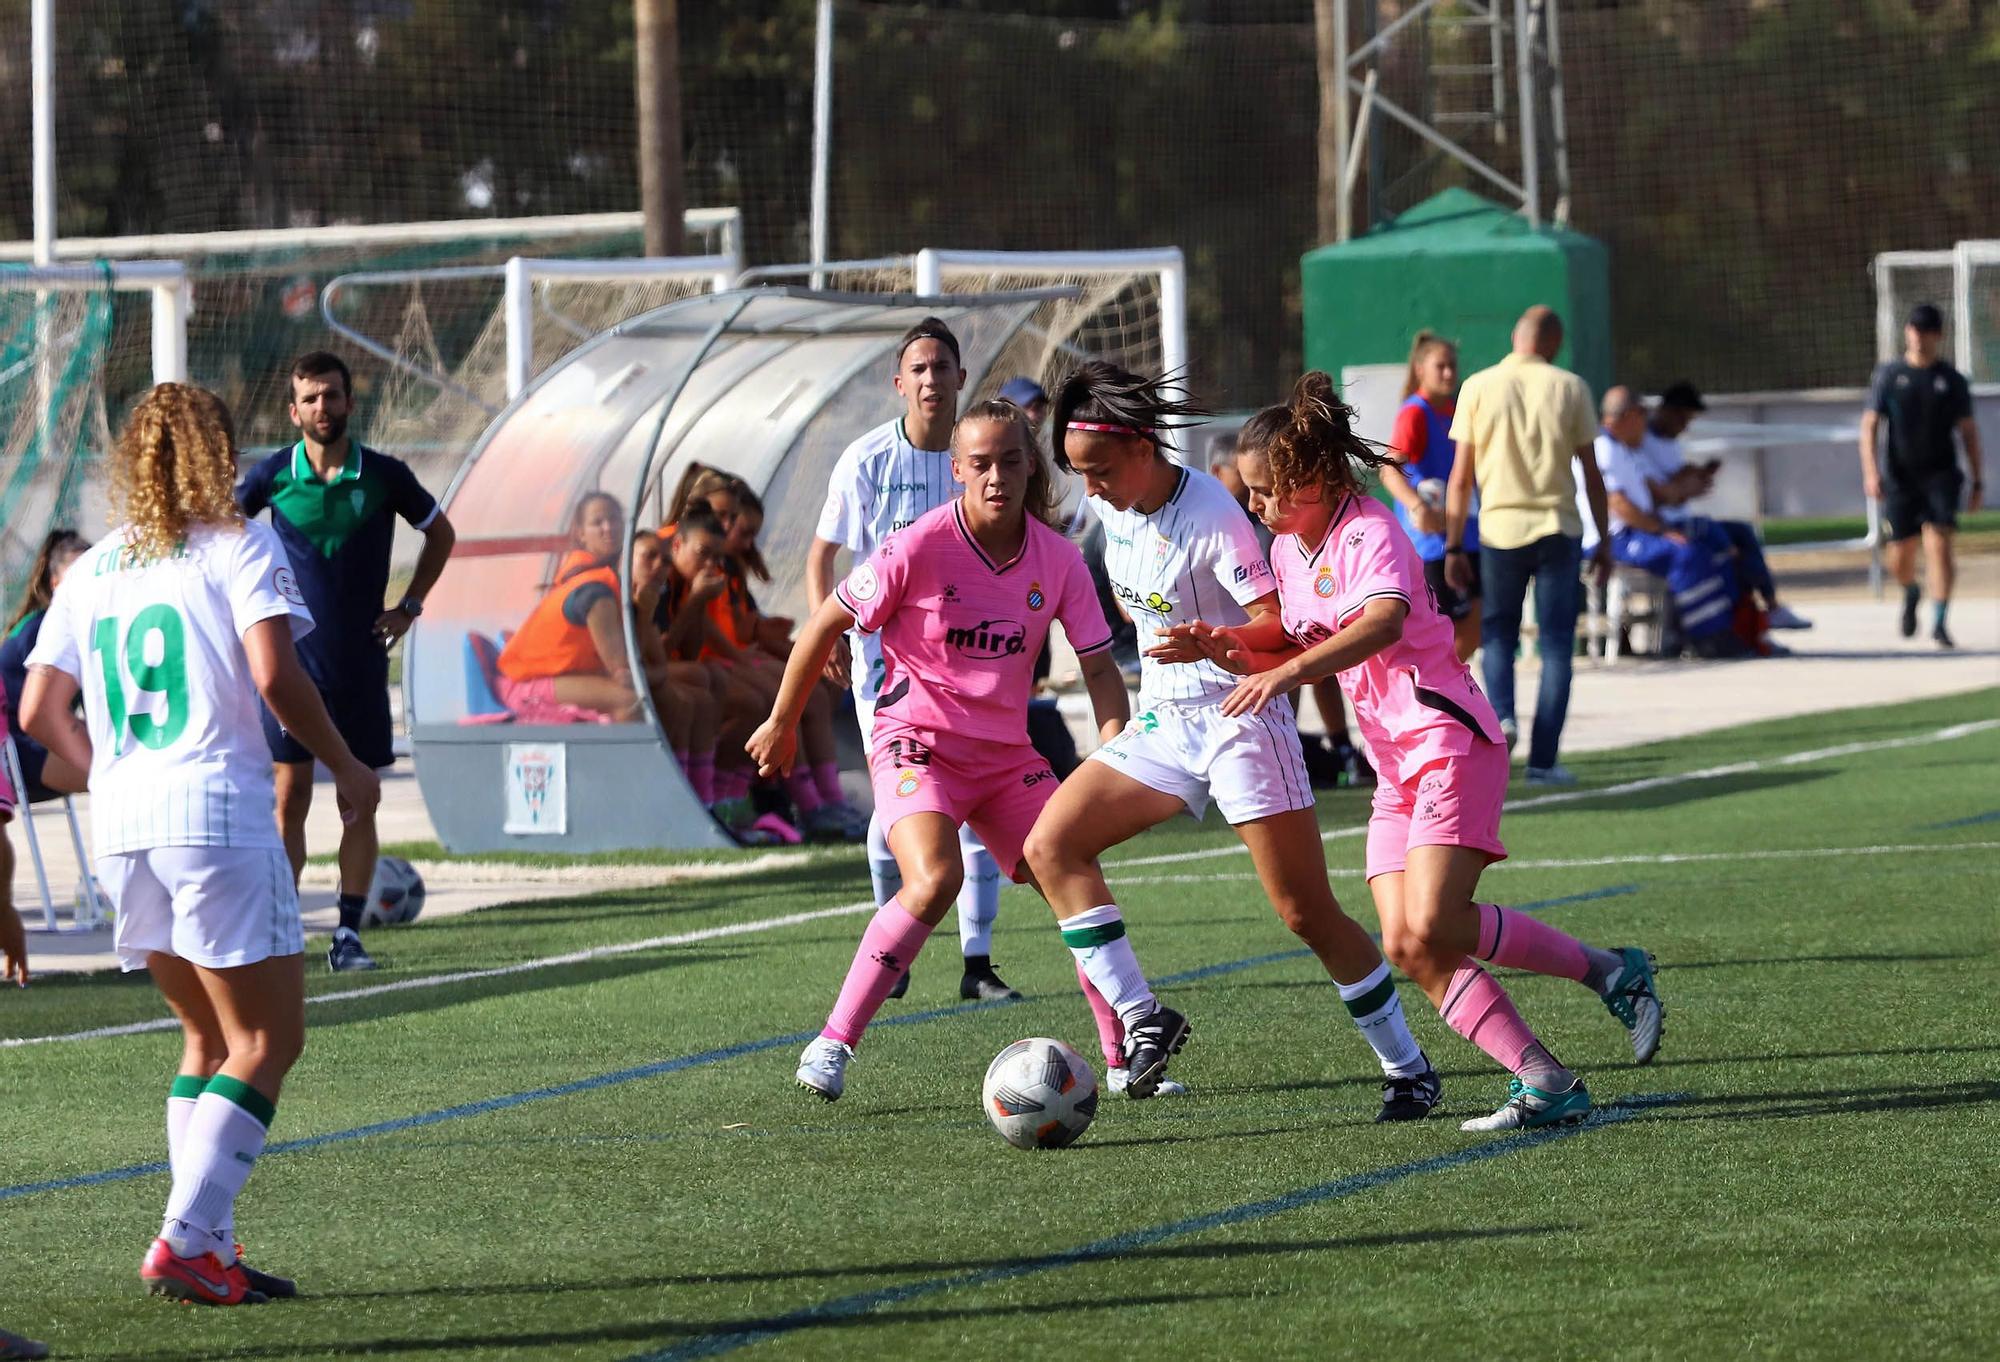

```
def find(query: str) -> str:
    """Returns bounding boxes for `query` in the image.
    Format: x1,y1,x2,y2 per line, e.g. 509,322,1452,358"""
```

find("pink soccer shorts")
1364,739,1509,880
867,719,1058,881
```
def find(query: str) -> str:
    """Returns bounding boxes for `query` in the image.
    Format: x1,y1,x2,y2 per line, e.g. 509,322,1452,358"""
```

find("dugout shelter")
405,285,1084,853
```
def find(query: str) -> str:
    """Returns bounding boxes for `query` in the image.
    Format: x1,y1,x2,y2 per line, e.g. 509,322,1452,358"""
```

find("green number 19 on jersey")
91,605,191,754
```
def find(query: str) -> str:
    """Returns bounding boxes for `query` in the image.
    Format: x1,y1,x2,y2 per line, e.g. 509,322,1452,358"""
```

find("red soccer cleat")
140,1238,268,1306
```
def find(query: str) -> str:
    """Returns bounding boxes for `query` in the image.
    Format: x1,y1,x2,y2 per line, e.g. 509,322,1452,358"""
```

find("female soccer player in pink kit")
747,400,1174,1100
1181,374,1664,1131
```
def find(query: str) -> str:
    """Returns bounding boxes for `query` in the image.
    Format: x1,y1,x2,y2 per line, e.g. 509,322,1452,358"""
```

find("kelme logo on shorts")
1314,565,1337,598
895,769,921,797
1026,582,1045,611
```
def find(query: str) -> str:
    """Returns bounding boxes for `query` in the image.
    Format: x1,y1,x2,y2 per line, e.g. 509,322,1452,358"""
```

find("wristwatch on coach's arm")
397,596,425,618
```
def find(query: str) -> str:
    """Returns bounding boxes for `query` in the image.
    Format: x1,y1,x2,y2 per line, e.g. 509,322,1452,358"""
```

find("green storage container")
1301,187,1612,398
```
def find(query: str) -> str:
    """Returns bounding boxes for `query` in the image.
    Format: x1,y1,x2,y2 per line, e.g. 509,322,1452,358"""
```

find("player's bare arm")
805,536,851,686
1220,598,1409,718
747,593,854,777
1443,437,1478,592
244,617,381,823
20,663,92,774
1075,647,1131,746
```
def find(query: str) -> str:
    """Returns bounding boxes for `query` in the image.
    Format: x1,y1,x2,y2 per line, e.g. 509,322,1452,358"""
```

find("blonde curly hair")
112,383,244,562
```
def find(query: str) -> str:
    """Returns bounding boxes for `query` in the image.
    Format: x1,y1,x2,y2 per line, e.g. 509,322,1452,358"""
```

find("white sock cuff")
1061,903,1124,932
1335,961,1393,1003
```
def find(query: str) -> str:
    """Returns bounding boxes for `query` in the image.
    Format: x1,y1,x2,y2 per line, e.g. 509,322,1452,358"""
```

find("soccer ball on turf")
981,1037,1098,1149
361,856,426,928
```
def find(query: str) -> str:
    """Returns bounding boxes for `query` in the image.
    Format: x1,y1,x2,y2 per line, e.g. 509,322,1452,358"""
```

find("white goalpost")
913,247,1189,387
0,260,192,385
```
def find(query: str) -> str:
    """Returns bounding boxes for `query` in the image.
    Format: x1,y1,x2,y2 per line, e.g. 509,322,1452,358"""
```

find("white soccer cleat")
1106,1066,1189,1098
795,1037,853,1101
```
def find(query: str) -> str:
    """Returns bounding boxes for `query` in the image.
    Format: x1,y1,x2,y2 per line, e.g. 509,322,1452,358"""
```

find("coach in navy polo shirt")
238,351,456,971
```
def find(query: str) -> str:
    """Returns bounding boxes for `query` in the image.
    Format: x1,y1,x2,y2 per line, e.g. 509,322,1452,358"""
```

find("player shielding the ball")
1174,373,1663,1132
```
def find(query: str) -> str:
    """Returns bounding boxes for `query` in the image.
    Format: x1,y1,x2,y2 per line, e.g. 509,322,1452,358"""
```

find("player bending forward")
1022,363,1438,1114
750,400,1183,1099
23,384,381,1301
1182,374,1663,1131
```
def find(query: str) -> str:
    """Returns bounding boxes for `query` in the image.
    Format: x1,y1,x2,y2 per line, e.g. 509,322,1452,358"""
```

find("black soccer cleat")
1899,586,1920,638
1376,1056,1443,1122
960,964,1022,1001
326,930,377,974
1120,1004,1191,1099
886,970,910,1000
1933,622,1956,650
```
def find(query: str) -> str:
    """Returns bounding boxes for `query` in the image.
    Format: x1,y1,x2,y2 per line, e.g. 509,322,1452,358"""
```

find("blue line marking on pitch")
0,889,1634,1204
1516,884,1641,912
632,1093,1690,1361
0,942,1377,1203
1923,808,2000,830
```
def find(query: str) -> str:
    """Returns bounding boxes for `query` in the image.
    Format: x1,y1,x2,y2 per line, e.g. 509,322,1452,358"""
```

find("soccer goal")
0,261,191,580
1953,239,2000,386
737,247,1188,401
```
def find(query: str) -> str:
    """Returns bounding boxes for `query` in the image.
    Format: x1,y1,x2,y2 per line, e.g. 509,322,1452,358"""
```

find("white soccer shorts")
1088,695,1316,825
101,846,303,973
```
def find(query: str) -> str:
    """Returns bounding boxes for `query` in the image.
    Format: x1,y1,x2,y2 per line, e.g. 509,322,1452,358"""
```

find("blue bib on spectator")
1393,394,1477,561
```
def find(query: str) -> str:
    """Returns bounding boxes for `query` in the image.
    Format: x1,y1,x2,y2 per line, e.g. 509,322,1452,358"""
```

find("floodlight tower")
1320,0,1575,240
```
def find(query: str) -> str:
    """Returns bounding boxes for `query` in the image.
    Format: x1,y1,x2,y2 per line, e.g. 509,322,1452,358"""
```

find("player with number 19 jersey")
29,522,313,860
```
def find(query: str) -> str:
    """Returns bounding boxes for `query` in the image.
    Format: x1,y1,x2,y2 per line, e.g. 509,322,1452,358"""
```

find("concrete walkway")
18,552,1996,974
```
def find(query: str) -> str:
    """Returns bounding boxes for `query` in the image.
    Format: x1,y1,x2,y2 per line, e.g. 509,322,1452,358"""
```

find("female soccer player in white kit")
806,318,1017,1001
22,384,381,1305
1023,363,1442,1119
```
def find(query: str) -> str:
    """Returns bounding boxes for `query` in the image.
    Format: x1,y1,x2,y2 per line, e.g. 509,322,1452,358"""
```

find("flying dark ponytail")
1049,360,1211,473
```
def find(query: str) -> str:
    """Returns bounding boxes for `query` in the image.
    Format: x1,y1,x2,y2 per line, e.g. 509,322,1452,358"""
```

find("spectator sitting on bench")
497,529,733,808
554,490,624,584
1595,386,1747,658
1645,381,1811,633
0,529,92,800
656,508,799,845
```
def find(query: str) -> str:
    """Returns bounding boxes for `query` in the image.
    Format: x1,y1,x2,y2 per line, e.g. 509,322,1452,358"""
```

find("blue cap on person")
999,377,1047,408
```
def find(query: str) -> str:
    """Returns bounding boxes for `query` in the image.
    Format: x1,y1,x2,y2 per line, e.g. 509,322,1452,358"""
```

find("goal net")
1873,250,1958,365
1956,240,2000,385
0,264,187,589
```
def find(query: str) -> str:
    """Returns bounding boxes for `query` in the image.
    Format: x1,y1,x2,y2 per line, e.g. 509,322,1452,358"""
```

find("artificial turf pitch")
2,689,1995,1361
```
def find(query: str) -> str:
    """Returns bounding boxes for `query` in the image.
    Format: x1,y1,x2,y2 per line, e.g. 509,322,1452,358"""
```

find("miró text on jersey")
944,618,1028,658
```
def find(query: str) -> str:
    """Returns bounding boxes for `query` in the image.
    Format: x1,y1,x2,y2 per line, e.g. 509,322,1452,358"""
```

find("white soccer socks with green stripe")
1336,962,1430,1078
1060,905,1156,1027
161,1075,273,1264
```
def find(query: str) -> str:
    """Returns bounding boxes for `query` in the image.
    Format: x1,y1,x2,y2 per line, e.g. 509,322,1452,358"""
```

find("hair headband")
1065,420,1155,437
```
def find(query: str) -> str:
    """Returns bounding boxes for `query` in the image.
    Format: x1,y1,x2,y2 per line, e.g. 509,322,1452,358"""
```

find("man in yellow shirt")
1444,306,1610,785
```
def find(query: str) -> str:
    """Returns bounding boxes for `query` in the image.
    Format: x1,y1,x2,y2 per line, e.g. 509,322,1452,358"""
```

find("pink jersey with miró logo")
834,501,1113,746
1272,494,1503,785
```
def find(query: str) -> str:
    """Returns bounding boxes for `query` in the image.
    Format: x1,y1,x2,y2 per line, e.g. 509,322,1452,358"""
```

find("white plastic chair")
4,734,105,933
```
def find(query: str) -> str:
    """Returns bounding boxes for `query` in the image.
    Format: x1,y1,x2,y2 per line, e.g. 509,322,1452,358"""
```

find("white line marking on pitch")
8,718,1993,1049
1106,840,2000,887
1105,718,2000,870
